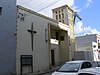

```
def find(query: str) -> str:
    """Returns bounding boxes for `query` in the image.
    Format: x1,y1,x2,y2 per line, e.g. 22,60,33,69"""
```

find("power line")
20,0,53,9
36,0,61,12
31,0,50,8
18,0,62,19
20,0,61,12
20,0,33,5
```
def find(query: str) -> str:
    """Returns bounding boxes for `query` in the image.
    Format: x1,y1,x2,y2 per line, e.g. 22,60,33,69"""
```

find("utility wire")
20,0,54,9
36,0,61,12
20,0,33,5
20,0,61,12
18,0,62,18
32,0,50,8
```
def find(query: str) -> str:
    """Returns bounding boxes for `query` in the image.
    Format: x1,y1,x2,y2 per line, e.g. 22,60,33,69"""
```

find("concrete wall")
60,31,69,62
75,34,100,61
76,34,97,47
76,34,97,51
50,39,60,66
0,0,16,75
16,7,58,74
50,26,69,66
50,28,60,66
74,51,93,61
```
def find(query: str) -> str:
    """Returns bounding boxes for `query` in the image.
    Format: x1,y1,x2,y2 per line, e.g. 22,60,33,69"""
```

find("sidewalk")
24,67,57,75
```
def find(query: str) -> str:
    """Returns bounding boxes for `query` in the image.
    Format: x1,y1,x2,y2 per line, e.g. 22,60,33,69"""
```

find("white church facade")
0,0,76,74
16,5,76,75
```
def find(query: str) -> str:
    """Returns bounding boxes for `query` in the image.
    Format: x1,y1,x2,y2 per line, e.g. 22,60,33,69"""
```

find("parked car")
78,67,100,75
51,60,92,75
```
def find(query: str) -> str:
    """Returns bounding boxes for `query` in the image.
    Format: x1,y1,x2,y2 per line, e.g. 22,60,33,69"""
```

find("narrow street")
41,72,52,75
26,72,52,75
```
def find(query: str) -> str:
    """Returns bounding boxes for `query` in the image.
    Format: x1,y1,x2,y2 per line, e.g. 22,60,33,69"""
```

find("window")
0,7,2,15
56,32,59,40
60,36,64,41
55,11,57,14
57,63,80,72
58,10,60,13
81,62,92,69
21,55,33,65
59,14,61,19
93,45,96,48
59,20,61,22
62,13,64,18
56,15,58,20
98,40,99,43
21,55,33,74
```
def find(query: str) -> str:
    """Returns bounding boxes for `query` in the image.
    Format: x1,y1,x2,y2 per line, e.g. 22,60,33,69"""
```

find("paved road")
27,72,53,75
42,72,52,75
26,72,52,75
26,69,54,75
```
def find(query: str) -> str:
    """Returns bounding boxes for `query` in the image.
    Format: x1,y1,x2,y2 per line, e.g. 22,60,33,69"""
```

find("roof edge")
52,5,74,12
17,5,58,23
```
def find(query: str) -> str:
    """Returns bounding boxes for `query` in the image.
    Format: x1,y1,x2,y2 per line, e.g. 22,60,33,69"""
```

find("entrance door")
51,50,55,66
20,55,33,75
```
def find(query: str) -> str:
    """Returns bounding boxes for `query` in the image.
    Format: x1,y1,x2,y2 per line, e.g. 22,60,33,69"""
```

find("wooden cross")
27,22,37,51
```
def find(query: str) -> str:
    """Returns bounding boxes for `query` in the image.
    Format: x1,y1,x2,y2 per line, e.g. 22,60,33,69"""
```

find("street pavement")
41,72,52,75
26,72,53,75
25,67,57,75
25,69,54,75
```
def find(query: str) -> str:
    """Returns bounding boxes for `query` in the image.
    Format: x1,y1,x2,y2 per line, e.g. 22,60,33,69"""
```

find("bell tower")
52,5,76,60
52,5,74,26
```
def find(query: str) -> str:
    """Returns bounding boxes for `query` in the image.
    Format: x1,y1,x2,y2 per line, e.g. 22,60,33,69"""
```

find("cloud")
72,6,81,13
85,0,92,8
74,21,83,34
75,21,100,36
83,26,100,35
87,0,92,3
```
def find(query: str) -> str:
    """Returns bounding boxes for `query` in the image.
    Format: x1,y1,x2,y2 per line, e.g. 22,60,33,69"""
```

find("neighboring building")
75,34,100,61
52,5,75,60
0,0,16,75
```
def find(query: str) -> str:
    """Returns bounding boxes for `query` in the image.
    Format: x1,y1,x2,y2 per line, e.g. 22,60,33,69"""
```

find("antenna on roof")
74,12,82,24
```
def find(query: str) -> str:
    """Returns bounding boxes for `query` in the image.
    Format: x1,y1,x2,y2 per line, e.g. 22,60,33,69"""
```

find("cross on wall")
27,22,37,51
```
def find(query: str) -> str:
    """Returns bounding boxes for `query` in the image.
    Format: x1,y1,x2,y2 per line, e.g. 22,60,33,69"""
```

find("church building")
0,0,76,74
16,5,76,75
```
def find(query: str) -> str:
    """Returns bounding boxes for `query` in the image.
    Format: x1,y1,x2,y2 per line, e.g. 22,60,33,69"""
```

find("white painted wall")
92,42,100,61
16,6,59,74
16,5,75,74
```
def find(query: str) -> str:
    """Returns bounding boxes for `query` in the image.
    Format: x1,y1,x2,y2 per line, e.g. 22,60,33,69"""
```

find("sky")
17,0,100,36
